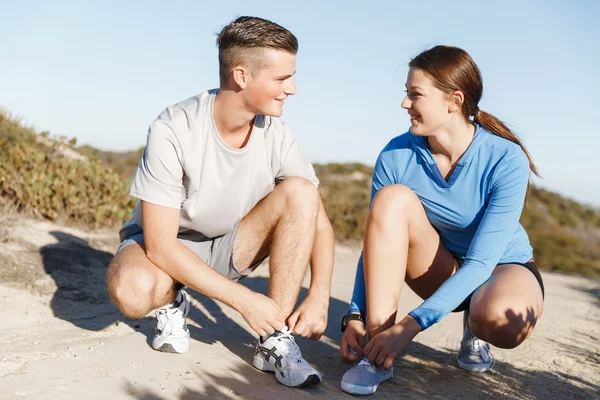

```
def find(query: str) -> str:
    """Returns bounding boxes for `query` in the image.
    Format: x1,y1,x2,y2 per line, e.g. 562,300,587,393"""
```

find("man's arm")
142,201,285,337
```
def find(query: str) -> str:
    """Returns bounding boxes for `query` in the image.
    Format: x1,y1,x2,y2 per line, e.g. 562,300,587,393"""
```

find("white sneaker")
253,327,322,387
150,290,190,354
457,310,495,372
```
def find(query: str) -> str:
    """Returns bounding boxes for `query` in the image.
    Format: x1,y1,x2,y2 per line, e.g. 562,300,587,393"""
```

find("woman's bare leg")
364,184,458,338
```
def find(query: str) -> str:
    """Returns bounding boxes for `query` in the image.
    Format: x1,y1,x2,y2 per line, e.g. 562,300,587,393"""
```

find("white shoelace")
462,334,492,362
357,357,373,367
275,329,305,364
469,337,491,362
156,306,187,336
461,311,494,368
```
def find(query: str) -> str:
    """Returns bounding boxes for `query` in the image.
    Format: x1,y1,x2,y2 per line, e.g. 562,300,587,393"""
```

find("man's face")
244,49,297,117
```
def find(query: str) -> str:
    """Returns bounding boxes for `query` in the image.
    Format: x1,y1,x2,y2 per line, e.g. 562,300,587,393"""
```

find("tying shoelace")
357,357,373,367
275,330,304,363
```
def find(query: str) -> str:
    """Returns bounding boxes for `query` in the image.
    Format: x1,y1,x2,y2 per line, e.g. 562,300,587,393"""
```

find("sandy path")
0,219,598,399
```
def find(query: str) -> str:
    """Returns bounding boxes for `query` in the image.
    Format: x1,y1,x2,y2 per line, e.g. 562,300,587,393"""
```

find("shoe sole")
152,343,186,353
340,370,393,395
457,356,496,372
253,355,322,387
152,337,189,354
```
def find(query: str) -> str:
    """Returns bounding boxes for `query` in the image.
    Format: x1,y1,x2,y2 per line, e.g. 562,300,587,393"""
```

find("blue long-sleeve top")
348,125,532,330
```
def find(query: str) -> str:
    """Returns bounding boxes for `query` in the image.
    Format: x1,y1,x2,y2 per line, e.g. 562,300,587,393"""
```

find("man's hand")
364,315,421,369
340,319,367,364
287,295,329,339
238,291,286,337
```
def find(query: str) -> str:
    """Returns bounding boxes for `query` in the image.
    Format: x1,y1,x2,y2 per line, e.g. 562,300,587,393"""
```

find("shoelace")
155,309,170,334
357,357,373,367
462,311,492,365
156,307,187,336
464,336,491,363
275,330,305,363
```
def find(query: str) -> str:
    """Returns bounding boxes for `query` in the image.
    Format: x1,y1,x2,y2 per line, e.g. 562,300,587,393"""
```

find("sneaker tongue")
277,336,303,363
469,339,480,353
358,357,372,367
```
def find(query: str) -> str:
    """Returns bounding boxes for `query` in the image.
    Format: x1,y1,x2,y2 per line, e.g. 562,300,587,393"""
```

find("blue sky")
2,1,599,206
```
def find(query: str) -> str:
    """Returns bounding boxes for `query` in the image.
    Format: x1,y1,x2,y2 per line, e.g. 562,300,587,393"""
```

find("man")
106,16,335,388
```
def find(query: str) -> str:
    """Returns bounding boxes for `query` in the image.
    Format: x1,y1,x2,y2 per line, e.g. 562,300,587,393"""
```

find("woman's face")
401,68,453,136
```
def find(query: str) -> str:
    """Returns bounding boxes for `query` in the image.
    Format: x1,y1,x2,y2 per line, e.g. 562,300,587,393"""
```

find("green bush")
0,111,136,228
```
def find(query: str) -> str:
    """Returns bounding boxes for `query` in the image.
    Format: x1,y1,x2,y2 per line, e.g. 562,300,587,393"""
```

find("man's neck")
213,88,256,147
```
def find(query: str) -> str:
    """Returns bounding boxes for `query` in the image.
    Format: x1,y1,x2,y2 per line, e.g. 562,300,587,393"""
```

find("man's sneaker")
252,327,322,387
150,290,191,354
341,357,393,395
457,310,495,372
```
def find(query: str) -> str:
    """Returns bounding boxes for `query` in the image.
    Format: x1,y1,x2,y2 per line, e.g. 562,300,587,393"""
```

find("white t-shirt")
122,89,319,239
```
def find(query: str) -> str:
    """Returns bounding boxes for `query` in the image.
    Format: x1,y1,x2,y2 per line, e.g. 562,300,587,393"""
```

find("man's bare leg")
234,177,321,317
107,243,179,319
233,177,324,387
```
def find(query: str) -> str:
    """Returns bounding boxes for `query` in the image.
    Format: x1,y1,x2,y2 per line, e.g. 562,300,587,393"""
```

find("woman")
339,45,545,395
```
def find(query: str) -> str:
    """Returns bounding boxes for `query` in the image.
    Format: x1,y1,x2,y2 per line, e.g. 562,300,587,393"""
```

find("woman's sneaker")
253,327,322,387
341,356,393,395
457,310,495,372
150,290,191,354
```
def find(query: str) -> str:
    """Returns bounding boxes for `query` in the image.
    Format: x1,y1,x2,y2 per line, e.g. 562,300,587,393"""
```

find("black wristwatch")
341,313,365,332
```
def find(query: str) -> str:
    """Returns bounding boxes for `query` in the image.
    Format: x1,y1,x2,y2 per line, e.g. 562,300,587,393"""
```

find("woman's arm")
408,148,531,330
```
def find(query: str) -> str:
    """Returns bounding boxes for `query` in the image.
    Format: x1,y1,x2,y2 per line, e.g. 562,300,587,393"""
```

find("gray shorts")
114,220,265,282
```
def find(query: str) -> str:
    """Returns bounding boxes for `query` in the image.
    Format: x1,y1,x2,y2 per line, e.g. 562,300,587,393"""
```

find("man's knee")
107,257,156,319
276,177,320,212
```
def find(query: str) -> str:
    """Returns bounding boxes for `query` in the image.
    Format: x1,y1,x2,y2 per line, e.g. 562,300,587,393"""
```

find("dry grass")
0,198,19,243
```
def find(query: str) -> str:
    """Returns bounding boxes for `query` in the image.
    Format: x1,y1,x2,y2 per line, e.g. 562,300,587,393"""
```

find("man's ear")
232,66,250,89
448,90,464,114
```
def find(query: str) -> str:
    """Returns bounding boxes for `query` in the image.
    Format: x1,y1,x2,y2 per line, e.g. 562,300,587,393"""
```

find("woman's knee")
370,184,419,221
469,302,538,349
468,265,543,348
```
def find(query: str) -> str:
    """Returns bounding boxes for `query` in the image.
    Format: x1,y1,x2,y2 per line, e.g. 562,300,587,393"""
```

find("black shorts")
452,259,545,313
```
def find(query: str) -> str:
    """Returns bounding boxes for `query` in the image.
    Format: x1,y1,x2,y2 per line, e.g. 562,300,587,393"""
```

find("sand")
0,218,598,399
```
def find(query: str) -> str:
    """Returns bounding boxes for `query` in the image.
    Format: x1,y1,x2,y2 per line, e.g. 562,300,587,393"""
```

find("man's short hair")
216,16,298,85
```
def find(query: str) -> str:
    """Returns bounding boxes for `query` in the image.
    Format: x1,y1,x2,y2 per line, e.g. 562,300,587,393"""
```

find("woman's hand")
340,318,367,364
364,315,422,369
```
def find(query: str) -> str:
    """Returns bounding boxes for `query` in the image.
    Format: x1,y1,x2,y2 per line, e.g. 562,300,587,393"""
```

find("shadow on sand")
41,231,127,330
41,232,599,399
